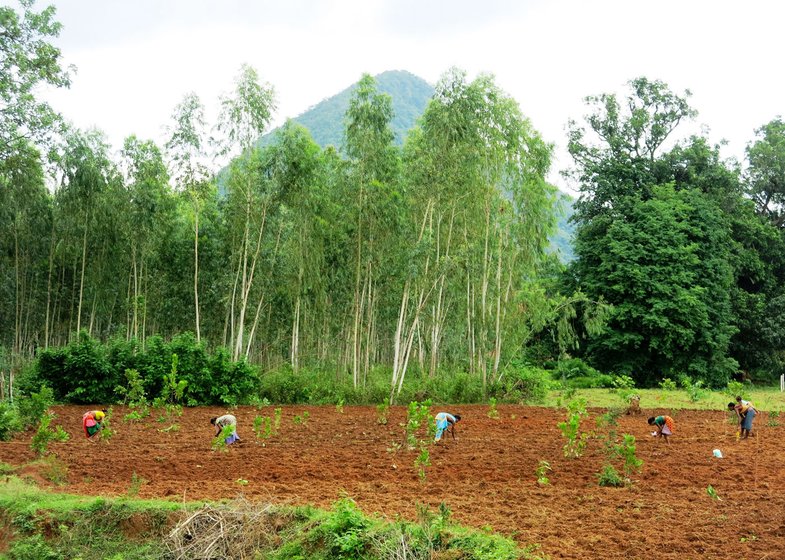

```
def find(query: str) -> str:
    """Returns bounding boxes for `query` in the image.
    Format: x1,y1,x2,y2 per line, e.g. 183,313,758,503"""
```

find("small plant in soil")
127,471,148,497
211,425,235,452
558,398,589,458
706,485,722,501
273,407,282,432
293,411,310,425
30,411,70,456
116,368,150,421
376,403,390,425
536,460,552,485
335,399,344,414
253,415,273,439
487,397,500,419
415,447,430,481
98,407,114,442
596,464,623,487
767,410,780,427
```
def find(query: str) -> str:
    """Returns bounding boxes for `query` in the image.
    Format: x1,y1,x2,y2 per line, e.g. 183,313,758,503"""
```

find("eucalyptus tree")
0,141,51,356
264,121,327,371
342,74,403,388
119,135,171,341
392,68,556,398
54,127,120,338
0,0,72,161
165,92,212,342
214,64,277,360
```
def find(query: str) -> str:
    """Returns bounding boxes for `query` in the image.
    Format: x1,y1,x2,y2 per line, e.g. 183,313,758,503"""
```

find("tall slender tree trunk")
193,203,201,343
76,211,89,335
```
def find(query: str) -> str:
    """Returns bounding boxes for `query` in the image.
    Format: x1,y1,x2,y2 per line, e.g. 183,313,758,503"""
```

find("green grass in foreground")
0,475,543,560
542,386,785,410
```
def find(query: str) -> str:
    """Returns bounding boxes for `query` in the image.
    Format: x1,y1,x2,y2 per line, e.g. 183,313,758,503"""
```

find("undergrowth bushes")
0,479,542,560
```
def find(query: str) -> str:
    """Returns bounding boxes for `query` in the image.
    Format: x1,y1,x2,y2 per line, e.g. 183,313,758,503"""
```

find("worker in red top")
82,409,106,441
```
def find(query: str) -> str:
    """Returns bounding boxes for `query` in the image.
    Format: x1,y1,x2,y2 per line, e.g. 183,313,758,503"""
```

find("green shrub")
16,385,55,429
597,464,624,487
497,361,551,403
0,401,22,440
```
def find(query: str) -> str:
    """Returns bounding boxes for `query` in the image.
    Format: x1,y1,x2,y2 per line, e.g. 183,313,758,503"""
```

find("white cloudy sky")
26,0,785,191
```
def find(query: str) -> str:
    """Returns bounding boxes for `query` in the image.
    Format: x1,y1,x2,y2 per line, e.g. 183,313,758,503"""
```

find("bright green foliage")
0,401,22,440
596,464,624,487
30,410,69,455
536,460,552,485
0,0,71,159
487,397,499,419
565,77,774,386
253,414,272,439
16,385,54,429
376,403,389,425
211,424,235,452
746,117,785,228
706,484,721,501
557,398,589,458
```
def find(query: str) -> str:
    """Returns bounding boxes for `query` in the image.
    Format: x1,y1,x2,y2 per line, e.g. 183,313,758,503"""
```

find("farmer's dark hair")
728,402,737,410
453,414,462,422
735,396,742,402
647,417,655,425
101,408,107,413
210,416,218,425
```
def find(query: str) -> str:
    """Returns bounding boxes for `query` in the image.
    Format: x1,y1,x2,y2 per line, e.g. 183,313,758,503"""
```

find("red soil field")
1,404,784,559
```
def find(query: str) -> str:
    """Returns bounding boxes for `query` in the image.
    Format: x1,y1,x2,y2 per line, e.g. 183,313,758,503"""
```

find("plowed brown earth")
1,404,784,559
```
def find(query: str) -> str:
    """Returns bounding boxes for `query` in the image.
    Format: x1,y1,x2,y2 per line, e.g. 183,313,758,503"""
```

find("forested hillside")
260,70,434,149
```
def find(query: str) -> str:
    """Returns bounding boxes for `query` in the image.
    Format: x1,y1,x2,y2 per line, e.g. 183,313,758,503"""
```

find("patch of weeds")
273,407,282,432
767,410,780,427
706,485,721,501
159,424,180,433
658,377,677,391
235,478,249,486
596,464,624,487
0,461,16,475
293,411,310,425
335,399,344,414
127,471,148,497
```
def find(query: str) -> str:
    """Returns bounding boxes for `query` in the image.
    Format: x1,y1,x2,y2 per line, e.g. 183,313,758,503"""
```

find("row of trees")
2,1,783,394
3,2,596,402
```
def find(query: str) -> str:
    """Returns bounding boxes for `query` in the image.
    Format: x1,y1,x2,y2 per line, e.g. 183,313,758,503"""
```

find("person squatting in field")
211,414,240,444
648,415,675,444
434,412,461,442
82,409,106,441
728,396,757,439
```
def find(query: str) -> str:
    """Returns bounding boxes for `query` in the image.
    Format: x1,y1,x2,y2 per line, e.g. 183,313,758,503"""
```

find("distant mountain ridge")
260,70,434,149
258,69,574,261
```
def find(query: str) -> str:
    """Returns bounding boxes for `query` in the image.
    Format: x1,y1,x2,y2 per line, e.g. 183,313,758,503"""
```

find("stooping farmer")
648,415,675,444
434,412,461,442
728,396,757,439
210,414,240,445
82,409,107,441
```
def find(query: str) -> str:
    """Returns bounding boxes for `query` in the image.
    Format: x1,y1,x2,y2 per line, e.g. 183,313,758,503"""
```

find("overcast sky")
24,0,785,192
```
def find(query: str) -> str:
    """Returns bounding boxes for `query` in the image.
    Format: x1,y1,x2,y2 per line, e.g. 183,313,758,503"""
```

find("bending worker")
210,414,240,445
434,412,461,442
